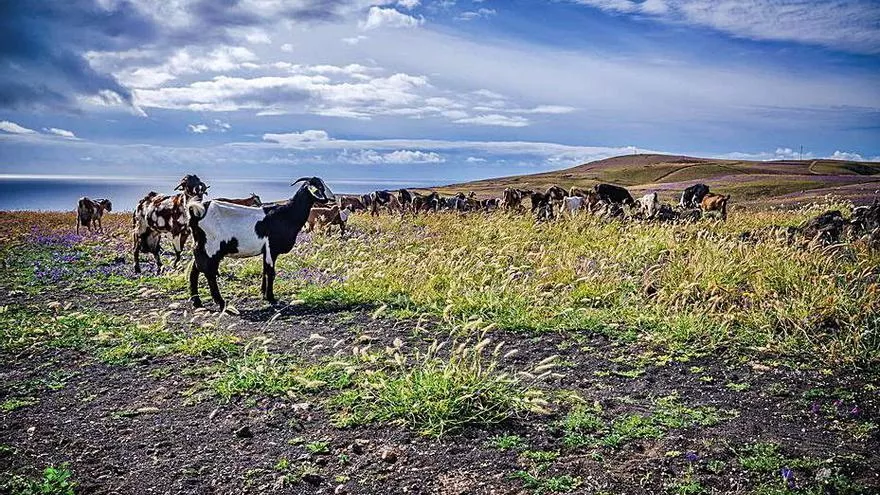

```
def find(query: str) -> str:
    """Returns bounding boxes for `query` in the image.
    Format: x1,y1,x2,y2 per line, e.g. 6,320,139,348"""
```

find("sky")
0,0,879,185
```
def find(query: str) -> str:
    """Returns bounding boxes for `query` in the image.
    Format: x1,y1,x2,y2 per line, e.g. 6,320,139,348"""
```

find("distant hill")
424,154,880,206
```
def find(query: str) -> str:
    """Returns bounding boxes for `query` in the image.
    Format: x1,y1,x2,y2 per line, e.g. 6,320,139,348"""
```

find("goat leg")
204,270,225,311
133,232,142,274
188,261,203,308
263,260,277,304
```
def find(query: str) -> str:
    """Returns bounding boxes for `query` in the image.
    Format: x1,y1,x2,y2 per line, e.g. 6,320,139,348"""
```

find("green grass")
210,346,352,400
330,339,555,437
488,434,528,450
270,203,879,368
512,471,582,494
2,464,76,495
1,397,39,412
556,395,734,450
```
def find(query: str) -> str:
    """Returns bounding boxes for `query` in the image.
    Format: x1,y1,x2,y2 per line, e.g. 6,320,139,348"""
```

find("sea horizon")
0,175,443,212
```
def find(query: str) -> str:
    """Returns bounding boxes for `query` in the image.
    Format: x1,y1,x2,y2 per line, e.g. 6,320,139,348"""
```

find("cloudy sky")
1,0,879,185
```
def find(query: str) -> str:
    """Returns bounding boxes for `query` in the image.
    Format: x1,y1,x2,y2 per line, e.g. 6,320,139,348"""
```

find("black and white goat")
186,177,334,310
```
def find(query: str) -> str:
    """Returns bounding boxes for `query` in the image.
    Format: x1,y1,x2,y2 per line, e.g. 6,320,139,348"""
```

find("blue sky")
1,0,878,184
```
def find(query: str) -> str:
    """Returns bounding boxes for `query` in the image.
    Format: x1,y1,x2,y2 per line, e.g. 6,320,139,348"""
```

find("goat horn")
290,177,311,186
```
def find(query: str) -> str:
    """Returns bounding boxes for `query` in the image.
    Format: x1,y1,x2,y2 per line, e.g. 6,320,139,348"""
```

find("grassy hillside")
427,154,880,206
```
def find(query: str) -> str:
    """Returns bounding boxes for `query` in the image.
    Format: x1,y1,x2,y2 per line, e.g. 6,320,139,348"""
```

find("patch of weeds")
667,477,704,495
738,442,821,473
846,421,877,441
2,464,76,495
612,368,645,379
305,441,330,455
521,450,560,463
175,331,239,357
488,434,527,450
0,306,130,351
600,413,664,447
558,403,604,449
274,461,320,488
652,395,733,428
706,460,726,475
564,395,733,450
725,382,750,392
330,339,555,437
274,457,290,472
511,471,581,494
211,346,352,400
1,397,39,412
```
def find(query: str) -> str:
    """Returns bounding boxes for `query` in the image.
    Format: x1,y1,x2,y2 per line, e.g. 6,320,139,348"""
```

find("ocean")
0,176,438,211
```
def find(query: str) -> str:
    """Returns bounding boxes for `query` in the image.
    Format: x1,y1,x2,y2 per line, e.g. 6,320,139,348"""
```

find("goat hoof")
191,297,203,308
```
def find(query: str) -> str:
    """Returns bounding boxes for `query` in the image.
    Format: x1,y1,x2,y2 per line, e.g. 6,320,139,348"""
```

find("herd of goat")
70,174,878,311
334,181,729,223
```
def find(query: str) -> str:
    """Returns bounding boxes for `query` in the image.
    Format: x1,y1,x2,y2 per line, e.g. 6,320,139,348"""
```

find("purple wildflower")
810,402,821,414
684,452,699,462
850,405,860,417
780,467,795,489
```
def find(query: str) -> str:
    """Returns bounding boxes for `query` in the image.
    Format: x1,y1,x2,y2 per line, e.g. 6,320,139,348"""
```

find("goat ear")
174,183,184,191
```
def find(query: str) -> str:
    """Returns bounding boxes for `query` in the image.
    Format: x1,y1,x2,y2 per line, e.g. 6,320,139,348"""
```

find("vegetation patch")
330,339,556,437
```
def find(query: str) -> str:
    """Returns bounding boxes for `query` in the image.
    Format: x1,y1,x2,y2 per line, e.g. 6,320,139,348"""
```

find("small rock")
234,426,253,439
291,402,311,414
208,408,220,421
168,302,181,310
136,407,160,415
26,426,36,437
302,473,323,486
351,439,369,455
380,447,398,464
335,484,348,494
750,362,772,372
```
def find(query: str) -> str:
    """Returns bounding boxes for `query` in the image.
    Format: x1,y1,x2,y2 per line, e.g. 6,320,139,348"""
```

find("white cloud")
0,121,38,134
360,7,425,30
259,130,651,163
342,35,369,45
398,0,420,9
457,8,496,21
466,156,487,162
454,114,530,127
44,127,77,139
572,0,880,54
339,149,445,164
280,43,294,52
830,150,865,161
188,120,231,134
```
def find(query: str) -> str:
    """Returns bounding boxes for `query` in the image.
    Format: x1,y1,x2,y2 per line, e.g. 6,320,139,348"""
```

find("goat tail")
187,200,207,221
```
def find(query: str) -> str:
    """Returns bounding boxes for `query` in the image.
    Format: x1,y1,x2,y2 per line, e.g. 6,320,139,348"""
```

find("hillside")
428,154,880,206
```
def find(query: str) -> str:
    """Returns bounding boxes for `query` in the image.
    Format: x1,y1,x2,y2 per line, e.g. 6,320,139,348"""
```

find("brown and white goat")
76,197,112,234
133,174,209,273
700,193,730,220
306,204,351,236
214,193,262,207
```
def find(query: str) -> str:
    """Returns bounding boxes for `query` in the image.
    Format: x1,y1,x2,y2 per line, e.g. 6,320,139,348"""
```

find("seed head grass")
270,204,879,367
331,338,556,437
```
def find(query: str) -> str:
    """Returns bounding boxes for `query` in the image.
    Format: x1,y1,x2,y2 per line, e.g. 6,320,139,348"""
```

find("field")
1,193,878,495
426,154,880,207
